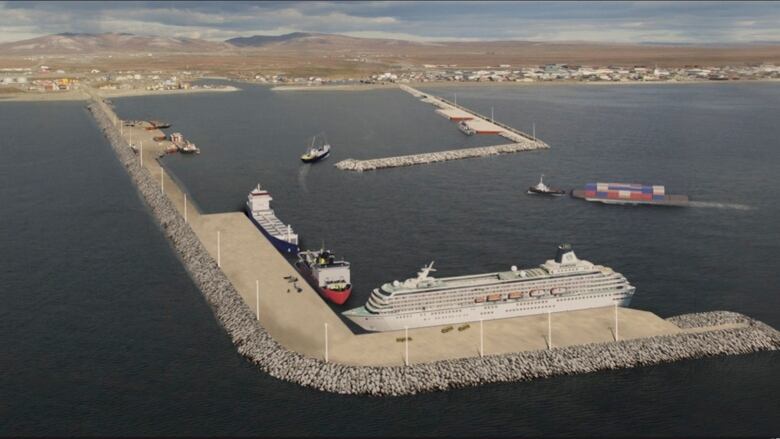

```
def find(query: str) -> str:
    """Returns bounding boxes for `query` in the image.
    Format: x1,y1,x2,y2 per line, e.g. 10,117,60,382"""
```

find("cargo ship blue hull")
245,209,300,255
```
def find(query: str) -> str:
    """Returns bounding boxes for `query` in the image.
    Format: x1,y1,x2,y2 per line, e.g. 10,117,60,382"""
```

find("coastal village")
2,62,780,96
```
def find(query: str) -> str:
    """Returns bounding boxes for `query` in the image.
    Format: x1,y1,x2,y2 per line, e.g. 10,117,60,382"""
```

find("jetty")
85,88,779,396
334,84,549,172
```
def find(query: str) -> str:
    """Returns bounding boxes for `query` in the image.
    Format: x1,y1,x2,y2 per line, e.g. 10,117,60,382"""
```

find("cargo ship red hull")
295,261,352,305
321,286,352,305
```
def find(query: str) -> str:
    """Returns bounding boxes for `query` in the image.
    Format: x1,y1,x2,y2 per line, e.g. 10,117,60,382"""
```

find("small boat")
458,120,476,136
295,248,352,305
180,141,200,154
145,120,171,130
527,175,567,196
301,135,331,163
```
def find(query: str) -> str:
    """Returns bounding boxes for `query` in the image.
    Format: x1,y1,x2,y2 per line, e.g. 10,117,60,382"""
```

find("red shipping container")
629,192,643,200
607,192,620,199
585,190,596,197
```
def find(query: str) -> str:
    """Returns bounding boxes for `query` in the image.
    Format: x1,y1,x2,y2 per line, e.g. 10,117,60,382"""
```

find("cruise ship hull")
344,289,633,332
245,209,300,255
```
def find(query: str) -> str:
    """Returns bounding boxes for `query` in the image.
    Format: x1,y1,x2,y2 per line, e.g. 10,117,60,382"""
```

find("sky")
1,1,780,44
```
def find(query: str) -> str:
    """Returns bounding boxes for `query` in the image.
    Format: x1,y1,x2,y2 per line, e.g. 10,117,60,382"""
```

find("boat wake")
689,201,754,211
297,164,310,193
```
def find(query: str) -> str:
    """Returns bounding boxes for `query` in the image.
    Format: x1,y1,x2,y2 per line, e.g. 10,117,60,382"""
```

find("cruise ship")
343,244,635,332
245,184,300,254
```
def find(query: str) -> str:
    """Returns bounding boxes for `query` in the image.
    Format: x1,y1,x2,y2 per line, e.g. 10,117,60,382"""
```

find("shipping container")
618,190,631,198
585,190,596,197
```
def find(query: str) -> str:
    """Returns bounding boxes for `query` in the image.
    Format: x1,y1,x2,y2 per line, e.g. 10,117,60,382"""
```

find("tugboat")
301,135,331,163
527,175,567,196
458,120,476,136
295,248,352,305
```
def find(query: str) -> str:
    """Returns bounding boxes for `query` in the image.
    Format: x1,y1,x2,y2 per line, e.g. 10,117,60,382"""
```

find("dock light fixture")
480,319,484,358
325,323,329,363
548,311,552,349
405,326,409,366
615,303,619,341
256,280,260,320
217,231,221,268
160,166,164,193
184,194,187,223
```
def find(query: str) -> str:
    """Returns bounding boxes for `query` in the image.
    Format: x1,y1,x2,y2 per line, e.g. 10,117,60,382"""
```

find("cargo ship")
343,244,634,332
295,249,352,305
245,184,300,254
571,182,688,206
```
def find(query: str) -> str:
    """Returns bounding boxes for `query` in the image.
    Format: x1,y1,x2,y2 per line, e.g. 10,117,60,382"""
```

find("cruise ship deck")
117,106,748,367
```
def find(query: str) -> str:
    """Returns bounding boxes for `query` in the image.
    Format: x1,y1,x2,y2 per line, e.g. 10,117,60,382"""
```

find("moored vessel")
527,174,566,196
343,244,635,332
295,249,352,305
245,184,300,254
458,120,476,136
571,182,688,206
145,120,171,130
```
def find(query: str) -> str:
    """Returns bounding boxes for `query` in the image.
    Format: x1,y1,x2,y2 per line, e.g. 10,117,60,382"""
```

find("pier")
86,88,779,395
334,84,549,172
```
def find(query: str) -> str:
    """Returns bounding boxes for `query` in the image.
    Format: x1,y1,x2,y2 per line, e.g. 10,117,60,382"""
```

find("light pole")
217,231,221,268
480,319,484,358
325,323,329,363
256,280,260,320
547,311,552,349
404,326,409,366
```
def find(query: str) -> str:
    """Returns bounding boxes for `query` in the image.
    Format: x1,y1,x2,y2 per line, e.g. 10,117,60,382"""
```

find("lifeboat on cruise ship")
487,293,502,302
551,287,567,295
529,289,546,298
474,296,486,303
508,291,524,299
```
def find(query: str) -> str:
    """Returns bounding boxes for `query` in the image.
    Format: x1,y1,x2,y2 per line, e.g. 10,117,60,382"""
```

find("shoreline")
84,90,779,396
0,85,239,102
96,85,240,98
270,78,780,92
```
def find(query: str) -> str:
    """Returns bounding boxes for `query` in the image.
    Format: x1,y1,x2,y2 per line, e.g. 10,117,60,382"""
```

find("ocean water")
1,83,778,436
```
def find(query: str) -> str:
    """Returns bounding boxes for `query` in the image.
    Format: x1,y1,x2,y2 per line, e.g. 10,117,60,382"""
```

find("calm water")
1,83,778,436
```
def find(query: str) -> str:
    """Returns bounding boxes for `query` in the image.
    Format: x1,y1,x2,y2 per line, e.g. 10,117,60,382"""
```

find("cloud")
0,1,779,43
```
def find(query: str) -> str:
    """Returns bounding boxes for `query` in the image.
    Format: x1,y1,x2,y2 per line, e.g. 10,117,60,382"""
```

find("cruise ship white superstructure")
343,244,635,332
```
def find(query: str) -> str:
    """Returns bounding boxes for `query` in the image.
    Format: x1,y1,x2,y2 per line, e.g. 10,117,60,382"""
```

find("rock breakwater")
335,141,548,172
88,97,779,396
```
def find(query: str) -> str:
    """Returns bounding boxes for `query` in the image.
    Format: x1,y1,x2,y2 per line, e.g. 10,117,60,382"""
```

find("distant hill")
226,32,319,47
0,32,231,54
225,32,435,51
1,31,778,70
